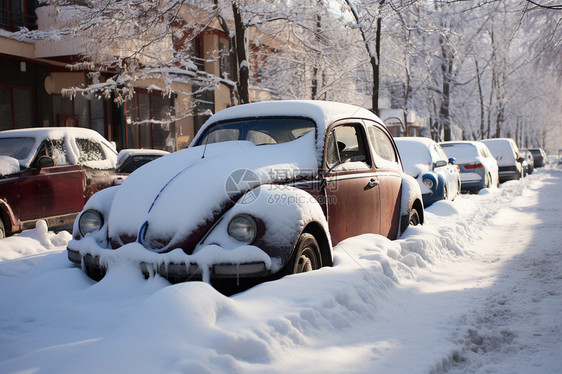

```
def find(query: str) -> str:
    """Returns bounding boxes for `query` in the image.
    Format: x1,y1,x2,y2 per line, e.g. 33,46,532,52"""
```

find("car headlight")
227,214,257,244
423,178,434,189
78,209,104,236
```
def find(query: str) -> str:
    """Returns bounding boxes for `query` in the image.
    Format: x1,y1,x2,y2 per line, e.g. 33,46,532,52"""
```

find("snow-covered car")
0,127,119,238
67,100,424,285
521,148,545,168
116,149,169,174
439,141,499,192
395,137,461,207
481,138,524,183
519,149,534,176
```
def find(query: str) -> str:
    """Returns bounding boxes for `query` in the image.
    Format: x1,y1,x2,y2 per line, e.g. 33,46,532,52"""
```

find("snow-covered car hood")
107,131,318,253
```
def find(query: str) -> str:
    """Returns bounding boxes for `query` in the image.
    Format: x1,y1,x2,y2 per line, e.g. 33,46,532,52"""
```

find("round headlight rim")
227,213,258,244
423,178,434,189
78,209,104,237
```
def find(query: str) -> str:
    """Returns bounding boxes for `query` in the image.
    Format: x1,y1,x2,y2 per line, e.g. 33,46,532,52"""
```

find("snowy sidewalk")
443,169,562,373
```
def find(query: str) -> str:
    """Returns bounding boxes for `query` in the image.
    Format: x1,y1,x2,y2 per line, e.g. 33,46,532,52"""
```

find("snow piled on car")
0,155,19,176
0,127,117,169
395,137,432,177
105,131,318,251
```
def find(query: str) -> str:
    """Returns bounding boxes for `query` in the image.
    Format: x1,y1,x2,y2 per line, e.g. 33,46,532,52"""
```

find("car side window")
247,130,276,145
76,138,106,163
36,139,70,166
435,145,448,161
367,125,397,164
326,124,370,170
429,145,445,163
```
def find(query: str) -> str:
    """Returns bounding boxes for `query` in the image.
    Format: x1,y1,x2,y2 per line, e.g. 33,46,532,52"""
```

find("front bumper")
67,244,271,283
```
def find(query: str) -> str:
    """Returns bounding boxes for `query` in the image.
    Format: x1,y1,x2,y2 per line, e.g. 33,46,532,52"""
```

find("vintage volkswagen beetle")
67,101,424,284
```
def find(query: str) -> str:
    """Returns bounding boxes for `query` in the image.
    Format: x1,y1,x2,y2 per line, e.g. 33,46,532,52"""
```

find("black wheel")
283,233,322,275
0,219,5,239
409,208,421,226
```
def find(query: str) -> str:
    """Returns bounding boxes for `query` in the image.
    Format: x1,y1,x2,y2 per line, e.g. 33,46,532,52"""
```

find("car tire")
283,233,322,275
485,173,492,188
409,207,421,226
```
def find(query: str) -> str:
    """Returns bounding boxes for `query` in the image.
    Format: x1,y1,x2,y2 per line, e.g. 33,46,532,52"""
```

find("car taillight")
465,163,483,169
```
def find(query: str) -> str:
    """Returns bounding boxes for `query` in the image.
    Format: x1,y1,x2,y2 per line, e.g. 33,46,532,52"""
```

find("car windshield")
117,155,161,173
440,144,478,163
483,141,516,162
395,141,432,168
196,117,316,146
529,149,542,158
0,137,36,160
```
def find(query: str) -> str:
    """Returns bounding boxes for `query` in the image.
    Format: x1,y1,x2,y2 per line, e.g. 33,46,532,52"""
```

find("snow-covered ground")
1,166,561,374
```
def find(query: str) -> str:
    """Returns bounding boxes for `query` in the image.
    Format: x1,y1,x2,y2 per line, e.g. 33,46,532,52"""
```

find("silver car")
481,138,524,183
440,141,499,192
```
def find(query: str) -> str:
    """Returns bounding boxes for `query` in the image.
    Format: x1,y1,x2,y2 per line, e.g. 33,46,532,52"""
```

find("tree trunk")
214,0,238,106
344,0,381,114
311,13,321,100
475,59,485,139
232,2,250,104
373,16,381,115
440,41,453,141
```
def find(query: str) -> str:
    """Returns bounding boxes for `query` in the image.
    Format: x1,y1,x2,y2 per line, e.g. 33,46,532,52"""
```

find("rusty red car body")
0,127,119,237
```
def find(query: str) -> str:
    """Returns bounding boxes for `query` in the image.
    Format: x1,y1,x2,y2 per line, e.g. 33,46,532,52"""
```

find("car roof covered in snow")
0,127,117,169
0,127,111,142
481,138,519,164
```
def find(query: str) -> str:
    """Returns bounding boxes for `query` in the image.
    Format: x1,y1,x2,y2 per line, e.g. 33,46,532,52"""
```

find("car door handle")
366,178,379,189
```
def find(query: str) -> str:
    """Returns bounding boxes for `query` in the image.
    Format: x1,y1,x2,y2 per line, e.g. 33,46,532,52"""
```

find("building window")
191,36,204,71
124,90,174,151
51,93,107,137
0,85,34,130
193,84,214,135
218,40,231,79
0,0,37,32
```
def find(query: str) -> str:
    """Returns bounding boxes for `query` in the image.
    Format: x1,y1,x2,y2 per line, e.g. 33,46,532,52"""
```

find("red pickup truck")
0,127,121,238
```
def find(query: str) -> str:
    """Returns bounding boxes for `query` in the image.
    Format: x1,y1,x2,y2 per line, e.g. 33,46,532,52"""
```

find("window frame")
363,120,401,172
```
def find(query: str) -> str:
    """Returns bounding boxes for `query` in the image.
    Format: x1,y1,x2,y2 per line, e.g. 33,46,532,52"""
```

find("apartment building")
0,1,237,151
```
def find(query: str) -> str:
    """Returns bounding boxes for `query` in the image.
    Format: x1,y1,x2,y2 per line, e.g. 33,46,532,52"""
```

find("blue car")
395,137,461,207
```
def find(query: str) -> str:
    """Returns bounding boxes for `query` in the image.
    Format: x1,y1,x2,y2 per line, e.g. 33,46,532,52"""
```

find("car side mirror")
434,160,447,168
448,157,456,165
37,156,55,168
